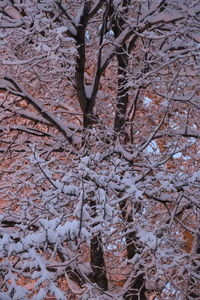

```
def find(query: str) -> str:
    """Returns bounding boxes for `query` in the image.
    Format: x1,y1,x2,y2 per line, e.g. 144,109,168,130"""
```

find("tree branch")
0,76,76,142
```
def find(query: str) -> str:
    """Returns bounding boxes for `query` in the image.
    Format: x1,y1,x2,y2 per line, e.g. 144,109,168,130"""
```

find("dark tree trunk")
109,1,146,295
119,199,137,259
89,199,108,290
83,109,98,128
114,49,129,134
124,273,146,300
74,1,96,129
90,233,108,290
73,2,108,290
109,0,130,135
119,199,147,300
188,227,200,298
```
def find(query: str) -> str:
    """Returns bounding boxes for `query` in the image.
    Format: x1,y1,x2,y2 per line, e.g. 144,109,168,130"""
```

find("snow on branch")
0,76,79,143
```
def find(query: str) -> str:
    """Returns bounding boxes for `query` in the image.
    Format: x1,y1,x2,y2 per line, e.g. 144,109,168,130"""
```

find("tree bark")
90,233,108,290
119,199,146,300
114,48,129,134
124,273,146,300
109,0,130,135
73,2,108,289
110,1,146,296
188,212,200,298
89,198,108,290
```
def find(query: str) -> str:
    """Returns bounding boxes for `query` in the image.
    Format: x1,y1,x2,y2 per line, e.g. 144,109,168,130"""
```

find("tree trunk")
109,1,146,296
114,49,129,134
109,0,130,135
89,199,108,290
83,108,98,128
119,199,146,300
90,233,108,290
188,213,200,298
73,2,108,290
124,273,146,300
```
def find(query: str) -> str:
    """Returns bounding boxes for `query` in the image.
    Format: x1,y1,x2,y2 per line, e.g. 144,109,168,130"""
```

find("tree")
0,0,200,299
